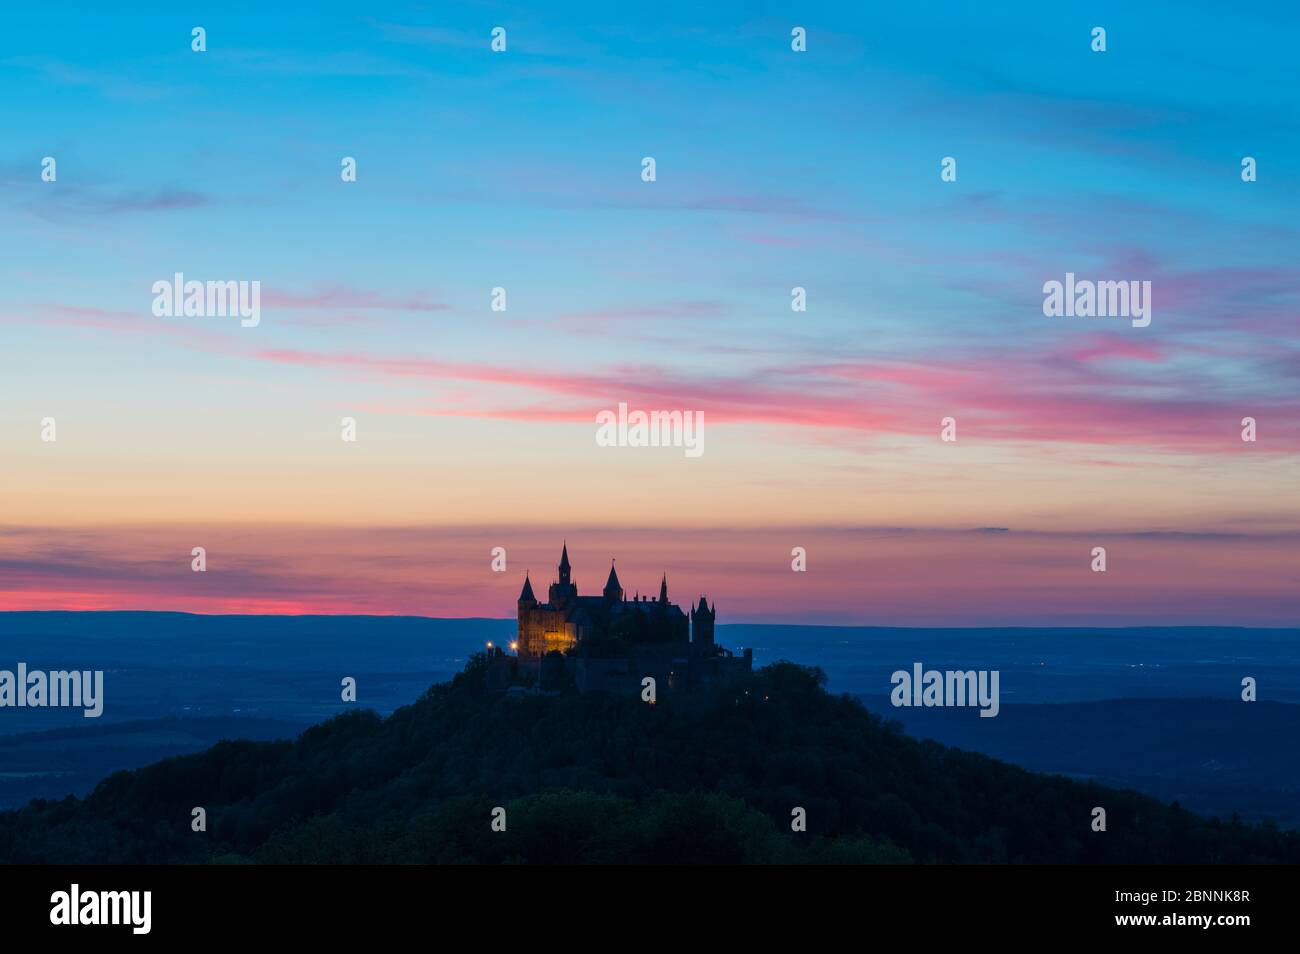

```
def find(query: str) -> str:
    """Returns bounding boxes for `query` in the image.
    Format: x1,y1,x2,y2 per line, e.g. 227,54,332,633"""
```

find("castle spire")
659,574,668,604
518,573,536,603
558,542,571,586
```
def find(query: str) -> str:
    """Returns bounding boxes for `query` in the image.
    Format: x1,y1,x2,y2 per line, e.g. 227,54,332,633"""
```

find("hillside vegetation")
1,658,1294,864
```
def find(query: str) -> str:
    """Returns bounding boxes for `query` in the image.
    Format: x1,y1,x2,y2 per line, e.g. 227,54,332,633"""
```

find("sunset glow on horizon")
1,3,1296,625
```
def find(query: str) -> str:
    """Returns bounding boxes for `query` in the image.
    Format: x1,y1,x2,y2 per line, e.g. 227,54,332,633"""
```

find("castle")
496,544,751,695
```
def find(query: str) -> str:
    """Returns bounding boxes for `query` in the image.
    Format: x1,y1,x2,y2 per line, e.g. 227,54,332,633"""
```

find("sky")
1,1,1297,624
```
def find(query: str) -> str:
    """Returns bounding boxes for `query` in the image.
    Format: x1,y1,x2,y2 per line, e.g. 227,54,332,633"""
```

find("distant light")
509,641,519,651
486,641,494,649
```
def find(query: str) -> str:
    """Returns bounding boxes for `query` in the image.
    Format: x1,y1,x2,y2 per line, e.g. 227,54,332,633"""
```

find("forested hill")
1,658,1295,864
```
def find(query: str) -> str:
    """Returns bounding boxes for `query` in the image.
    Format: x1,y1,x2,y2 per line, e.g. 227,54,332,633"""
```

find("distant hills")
0,716,303,810
865,697,1300,828
1,659,1296,864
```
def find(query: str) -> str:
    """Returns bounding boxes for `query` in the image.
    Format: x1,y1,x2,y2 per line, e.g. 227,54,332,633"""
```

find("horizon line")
0,608,1293,632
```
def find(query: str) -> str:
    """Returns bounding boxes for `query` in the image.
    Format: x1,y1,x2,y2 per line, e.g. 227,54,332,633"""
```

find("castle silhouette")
492,543,751,694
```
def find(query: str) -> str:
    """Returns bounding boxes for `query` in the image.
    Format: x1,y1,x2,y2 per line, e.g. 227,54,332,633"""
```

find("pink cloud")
1058,337,1166,364
252,343,1300,453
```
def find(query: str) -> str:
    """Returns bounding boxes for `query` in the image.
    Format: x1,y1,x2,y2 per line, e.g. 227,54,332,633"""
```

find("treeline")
0,658,1295,864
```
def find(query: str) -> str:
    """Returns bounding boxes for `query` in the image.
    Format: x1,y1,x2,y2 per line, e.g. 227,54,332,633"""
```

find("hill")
0,658,1295,864
0,716,305,810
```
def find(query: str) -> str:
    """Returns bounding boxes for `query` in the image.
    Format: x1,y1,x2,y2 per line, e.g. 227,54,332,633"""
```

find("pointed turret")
518,574,536,604
659,574,668,605
603,560,623,602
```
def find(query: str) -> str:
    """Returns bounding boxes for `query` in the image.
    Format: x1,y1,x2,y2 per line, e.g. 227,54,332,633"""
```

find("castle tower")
658,574,668,606
558,542,571,586
549,542,577,607
690,596,715,648
516,573,537,655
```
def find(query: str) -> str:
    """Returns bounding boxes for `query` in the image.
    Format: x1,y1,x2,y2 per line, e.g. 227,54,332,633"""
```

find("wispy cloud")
262,285,450,313
3,55,169,100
